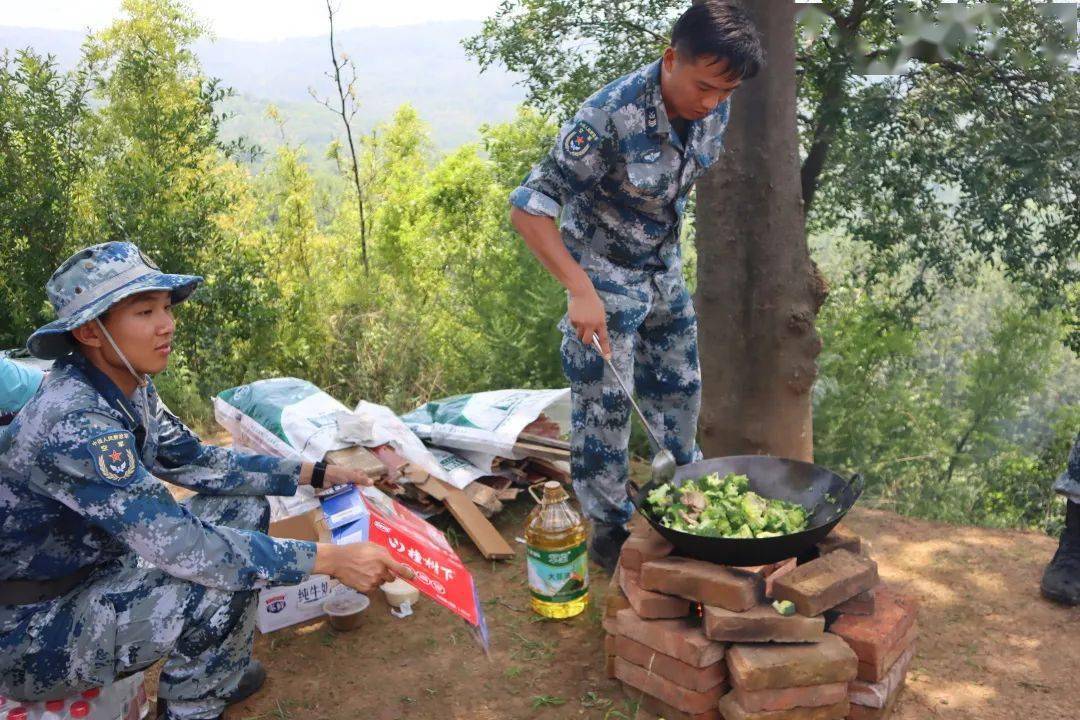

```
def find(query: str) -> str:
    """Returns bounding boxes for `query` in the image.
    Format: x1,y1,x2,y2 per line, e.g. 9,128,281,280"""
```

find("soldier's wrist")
313,543,341,577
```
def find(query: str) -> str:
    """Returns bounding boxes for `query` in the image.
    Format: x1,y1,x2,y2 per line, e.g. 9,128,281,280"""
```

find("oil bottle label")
526,543,588,603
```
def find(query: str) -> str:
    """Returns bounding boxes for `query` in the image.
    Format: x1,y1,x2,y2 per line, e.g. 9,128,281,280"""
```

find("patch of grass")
579,691,612,709
530,695,567,709
504,665,525,679
509,631,556,662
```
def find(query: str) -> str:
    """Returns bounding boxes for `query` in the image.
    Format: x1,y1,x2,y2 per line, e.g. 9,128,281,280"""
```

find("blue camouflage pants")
561,280,703,526
0,495,268,720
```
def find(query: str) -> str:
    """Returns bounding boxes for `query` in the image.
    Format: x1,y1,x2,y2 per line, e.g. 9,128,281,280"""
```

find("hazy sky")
0,0,504,40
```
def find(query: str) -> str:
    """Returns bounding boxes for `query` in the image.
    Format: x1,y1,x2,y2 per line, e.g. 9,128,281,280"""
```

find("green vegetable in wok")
645,472,809,538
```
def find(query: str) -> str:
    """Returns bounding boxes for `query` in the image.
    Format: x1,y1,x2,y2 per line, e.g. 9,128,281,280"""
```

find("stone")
704,603,825,643
640,556,763,611
771,550,878,616
766,558,798,599
620,563,692,619
849,646,914,709
621,530,675,571
636,691,722,720
615,608,726,668
614,657,726,714
855,623,917,682
832,588,876,616
718,692,850,720
733,682,850,713
830,589,916,669
615,635,727,692
815,525,862,556
726,634,858,691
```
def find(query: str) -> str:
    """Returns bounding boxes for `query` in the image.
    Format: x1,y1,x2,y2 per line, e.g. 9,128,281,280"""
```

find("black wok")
629,455,864,566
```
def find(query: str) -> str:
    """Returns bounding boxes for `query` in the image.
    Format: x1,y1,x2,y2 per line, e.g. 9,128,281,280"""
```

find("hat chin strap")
95,318,149,389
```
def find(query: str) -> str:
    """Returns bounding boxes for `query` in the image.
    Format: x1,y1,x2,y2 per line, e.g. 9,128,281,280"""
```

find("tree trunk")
694,1,827,462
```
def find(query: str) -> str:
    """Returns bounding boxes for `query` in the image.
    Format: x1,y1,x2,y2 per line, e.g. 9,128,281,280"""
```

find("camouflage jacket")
510,59,730,297
0,352,316,591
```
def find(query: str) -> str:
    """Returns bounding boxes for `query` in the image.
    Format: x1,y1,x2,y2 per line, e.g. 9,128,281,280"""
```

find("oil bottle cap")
45,700,65,711
7,708,29,720
70,701,90,718
80,689,100,700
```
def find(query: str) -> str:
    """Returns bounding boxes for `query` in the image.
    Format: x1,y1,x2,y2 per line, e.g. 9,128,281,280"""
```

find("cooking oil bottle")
526,480,589,619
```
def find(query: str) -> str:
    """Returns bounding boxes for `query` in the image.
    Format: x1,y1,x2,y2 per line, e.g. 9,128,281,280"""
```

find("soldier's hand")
569,287,610,359
325,542,415,594
323,465,374,488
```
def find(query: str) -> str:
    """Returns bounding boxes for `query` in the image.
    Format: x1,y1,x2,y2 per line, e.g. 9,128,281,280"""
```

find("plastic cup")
323,588,370,631
380,578,420,608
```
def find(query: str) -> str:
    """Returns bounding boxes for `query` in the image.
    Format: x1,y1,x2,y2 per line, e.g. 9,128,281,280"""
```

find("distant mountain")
0,21,526,155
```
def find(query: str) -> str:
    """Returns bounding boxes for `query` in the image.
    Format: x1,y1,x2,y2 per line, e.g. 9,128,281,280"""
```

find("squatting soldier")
509,1,764,570
0,242,411,719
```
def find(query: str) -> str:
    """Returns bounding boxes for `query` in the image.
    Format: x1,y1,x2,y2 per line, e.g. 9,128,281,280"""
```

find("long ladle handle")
591,333,665,454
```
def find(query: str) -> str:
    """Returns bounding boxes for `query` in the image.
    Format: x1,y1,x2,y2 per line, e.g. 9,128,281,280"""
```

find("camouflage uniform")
0,243,316,720
510,59,730,525
1054,433,1080,503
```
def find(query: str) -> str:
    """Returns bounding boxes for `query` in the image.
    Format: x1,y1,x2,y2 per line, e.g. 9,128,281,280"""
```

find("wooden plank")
516,433,571,451
414,476,515,560
324,445,387,478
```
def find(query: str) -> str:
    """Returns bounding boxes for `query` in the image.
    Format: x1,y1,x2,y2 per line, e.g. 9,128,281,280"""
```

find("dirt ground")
194,495,1077,720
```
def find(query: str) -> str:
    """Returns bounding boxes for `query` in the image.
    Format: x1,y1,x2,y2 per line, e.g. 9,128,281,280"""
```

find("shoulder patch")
87,430,139,487
563,120,601,159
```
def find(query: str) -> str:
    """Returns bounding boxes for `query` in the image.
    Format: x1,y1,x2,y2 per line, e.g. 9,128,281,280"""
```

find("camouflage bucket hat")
26,242,203,360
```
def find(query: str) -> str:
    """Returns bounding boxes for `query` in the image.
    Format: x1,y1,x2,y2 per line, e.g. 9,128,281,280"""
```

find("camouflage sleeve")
32,411,316,591
509,105,619,218
1053,432,1080,503
152,402,301,497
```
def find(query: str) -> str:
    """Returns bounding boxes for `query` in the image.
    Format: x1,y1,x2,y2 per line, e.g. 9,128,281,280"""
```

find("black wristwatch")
310,461,328,489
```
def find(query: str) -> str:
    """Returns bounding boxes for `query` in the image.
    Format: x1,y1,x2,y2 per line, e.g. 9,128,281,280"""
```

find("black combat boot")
588,521,630,574
158,660,266,719
1041,501,1080,606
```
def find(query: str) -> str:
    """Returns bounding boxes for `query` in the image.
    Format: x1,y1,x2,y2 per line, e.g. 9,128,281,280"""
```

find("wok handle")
848,473,865,502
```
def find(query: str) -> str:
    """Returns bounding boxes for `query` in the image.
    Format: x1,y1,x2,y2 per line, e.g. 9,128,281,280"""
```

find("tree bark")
694,1,827,462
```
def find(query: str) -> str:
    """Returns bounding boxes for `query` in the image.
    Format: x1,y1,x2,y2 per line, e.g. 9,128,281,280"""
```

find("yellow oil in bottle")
526,481,589,619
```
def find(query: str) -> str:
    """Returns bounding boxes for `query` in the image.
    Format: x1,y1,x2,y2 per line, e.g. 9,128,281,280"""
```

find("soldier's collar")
644,59,674,142
58,352,146,441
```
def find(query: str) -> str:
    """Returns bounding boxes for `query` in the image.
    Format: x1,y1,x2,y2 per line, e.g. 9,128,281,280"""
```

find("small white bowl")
380,578,420,608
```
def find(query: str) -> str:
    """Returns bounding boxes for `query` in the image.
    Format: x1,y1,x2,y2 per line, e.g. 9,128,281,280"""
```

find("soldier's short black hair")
671,1,764,79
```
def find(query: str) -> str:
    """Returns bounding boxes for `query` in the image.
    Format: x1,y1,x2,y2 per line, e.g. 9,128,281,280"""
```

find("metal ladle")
591,333,677,484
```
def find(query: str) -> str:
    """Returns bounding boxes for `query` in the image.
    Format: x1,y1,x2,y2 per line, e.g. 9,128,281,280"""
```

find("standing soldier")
509,1,763,570
0,242,411,719
1041,433,1080,605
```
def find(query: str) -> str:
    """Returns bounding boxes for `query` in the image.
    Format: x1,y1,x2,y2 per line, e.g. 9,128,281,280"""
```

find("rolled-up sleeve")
510,105,618,218
32,411,316,591
152,403,301,497
1053,433,1080,503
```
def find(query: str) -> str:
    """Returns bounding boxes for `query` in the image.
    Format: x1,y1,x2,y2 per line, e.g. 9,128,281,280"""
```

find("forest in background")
1,0,1076,534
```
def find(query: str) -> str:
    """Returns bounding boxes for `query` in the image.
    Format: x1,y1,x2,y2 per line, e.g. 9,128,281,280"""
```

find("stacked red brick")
603,522,917,720
771,527,918,720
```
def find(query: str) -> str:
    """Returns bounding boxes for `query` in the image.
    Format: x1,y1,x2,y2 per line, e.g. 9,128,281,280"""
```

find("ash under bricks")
605,522,917,720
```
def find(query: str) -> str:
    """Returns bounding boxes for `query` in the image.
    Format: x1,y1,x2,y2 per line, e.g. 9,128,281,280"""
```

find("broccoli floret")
645,473,808,539
772,600,796,616
647,484,673,510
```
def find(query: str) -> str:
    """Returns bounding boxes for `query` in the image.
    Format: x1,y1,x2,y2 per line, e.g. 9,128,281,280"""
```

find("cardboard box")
256,574,338,633
258,508,337,633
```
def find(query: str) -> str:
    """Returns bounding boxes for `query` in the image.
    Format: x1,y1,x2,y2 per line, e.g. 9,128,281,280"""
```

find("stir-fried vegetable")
646,472,808,538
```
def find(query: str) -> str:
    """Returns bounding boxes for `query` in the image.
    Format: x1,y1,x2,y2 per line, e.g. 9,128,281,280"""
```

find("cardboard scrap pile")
213,379,571,561
604,520,917,720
